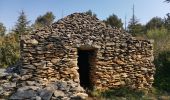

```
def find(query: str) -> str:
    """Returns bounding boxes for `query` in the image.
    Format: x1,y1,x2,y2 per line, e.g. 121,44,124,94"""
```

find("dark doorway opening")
77,49,96,90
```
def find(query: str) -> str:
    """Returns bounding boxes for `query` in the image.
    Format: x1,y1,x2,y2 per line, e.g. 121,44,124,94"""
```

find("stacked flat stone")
18,12,155,99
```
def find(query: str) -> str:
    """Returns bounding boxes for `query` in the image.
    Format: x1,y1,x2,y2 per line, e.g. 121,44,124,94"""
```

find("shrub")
153,51,170,92
0,33,20,68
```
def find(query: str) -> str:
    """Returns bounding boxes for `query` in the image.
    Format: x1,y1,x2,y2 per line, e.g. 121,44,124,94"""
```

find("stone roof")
51,12,132,40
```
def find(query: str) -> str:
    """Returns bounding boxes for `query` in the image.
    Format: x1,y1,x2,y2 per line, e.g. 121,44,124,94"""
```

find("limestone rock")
10,90,36,100
54,90,65,97
30,39,39,45
74,93,88,100
39,89,54,100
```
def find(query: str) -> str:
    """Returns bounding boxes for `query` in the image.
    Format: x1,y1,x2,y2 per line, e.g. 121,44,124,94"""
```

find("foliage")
146,23,170,92
145,17,170,57
0,23,6,36
90,87,170,99
104,14,123,29
128,22,145,36
85,10,97,17
154,51,170,92
146,17,165,30
165,13,170,31
0,33,20,68
14,10,30,35
90,87,145,100
128,13,145,36
101,88,144,99
146,26,170,57
34,12,55,29
146,26,168,39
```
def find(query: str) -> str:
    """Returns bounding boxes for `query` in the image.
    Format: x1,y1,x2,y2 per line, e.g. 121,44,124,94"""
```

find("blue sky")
0,0,170,30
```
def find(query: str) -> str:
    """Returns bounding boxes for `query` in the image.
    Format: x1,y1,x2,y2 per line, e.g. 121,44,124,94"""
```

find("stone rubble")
0,71,87,100
9,80,87,100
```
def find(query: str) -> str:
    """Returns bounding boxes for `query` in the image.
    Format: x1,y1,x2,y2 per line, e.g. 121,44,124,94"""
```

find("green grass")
89,87,170,100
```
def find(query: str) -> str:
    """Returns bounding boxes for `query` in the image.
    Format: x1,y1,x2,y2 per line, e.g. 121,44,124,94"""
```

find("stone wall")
20,13,155,91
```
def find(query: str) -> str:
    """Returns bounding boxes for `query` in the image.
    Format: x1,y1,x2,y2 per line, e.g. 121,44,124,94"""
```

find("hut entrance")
77,48,96,89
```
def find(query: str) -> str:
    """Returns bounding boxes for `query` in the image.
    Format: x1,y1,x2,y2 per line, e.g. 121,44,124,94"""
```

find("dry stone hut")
20,13,155,91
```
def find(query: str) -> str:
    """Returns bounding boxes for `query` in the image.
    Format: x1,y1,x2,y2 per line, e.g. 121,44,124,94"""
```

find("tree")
85,10,97,17
128,11,144,35
146,17,164,30
0,23,6,36
14,10,30,35
128,21,144,36
165,13,170,31
104,14,123,29
127,4,144,36
34,12,55,28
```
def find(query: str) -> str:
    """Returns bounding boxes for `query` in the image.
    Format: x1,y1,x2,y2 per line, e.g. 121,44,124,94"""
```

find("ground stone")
75,93,88,100
39,89,54,100
10,90,36,100
54,90,65,97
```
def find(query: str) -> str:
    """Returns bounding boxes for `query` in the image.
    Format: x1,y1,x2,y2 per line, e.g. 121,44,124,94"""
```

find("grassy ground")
88,87,170,100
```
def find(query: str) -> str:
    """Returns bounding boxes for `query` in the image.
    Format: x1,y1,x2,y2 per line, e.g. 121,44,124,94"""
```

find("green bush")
153,51,170,92
0,34,20,68
146,26,170,57
145,25,170,92
146,26,168,39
